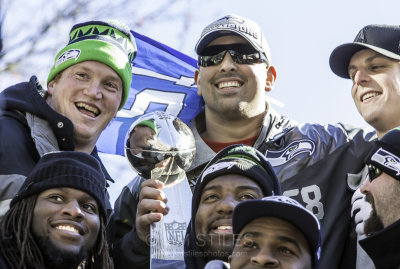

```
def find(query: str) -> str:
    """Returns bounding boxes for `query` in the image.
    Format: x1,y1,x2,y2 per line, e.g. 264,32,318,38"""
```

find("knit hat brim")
11,151,108,219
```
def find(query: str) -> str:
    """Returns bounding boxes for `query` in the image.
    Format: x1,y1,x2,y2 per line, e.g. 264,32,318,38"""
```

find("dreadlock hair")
0,194,43,269
0,194,112,269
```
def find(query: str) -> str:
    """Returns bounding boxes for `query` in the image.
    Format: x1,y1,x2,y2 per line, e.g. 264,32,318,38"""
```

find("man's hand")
351,188,372,236
136,179,169,244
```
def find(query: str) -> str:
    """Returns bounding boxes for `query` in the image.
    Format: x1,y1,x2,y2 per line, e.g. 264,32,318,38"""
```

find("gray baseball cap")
330,24,400,79
195,14,271,62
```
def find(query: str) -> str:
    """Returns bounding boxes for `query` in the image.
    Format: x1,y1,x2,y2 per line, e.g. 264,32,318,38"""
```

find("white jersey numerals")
283,184,324,219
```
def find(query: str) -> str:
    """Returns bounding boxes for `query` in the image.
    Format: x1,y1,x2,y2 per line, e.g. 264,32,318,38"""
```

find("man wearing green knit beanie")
0,19,136,219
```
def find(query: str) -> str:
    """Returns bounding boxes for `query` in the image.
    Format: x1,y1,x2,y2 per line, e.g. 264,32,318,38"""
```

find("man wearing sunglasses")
358,127,400,269
188,14,372,269
113,14,374,269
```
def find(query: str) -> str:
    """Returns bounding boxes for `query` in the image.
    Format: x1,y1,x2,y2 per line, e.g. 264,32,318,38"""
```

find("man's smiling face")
32,187,100,265
194,174,263,261
349,49,400,137
195,35,274,120
46,60,122,149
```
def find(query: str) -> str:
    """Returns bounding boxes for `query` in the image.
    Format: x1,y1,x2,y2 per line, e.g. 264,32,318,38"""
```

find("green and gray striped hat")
47,20,137,110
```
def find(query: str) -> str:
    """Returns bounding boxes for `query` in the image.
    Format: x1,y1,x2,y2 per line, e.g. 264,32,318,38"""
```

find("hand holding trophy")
125,111,195,268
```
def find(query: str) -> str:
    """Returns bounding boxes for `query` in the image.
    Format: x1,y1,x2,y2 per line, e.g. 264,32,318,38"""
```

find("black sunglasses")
198,44,269,67
368,164,382,181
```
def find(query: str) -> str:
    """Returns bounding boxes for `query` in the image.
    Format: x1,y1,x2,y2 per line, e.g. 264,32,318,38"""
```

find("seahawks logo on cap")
266,139,315,166
55,49,81,67
371,147,400,176
217,15,245,24
200,161,236,183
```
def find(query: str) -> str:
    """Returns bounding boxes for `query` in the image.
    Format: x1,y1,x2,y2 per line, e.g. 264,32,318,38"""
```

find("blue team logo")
55,49,81,67
371,148,400,176
266,139,315,166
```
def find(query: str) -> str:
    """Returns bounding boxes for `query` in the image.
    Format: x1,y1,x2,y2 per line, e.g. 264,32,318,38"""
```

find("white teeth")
362,92,380,102
76,102,99,115
56,225,79,234
217,81,240,89
217,225,232,230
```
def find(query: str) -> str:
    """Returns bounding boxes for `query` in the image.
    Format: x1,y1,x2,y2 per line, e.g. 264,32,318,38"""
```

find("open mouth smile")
75,102,100,117
216,80,243,89
361,91,381,102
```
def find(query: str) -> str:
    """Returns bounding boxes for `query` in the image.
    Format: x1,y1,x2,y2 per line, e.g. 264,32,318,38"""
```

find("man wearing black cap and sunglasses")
330,24,400,269
357,127,400,269
113,14,374,269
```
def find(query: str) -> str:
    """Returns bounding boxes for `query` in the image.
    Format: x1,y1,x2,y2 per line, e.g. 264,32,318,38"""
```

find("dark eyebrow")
201,184,222,194
59,187,97,204
276,235,303,253
239,231,262,239
239,231,304,253
201,184,262,196
348,53,390,73
235,185,263,195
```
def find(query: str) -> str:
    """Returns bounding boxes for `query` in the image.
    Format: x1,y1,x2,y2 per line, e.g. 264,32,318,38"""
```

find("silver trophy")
125,111,195,268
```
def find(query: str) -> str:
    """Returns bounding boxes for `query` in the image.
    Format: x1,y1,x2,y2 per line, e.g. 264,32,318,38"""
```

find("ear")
265,65,276,93
194,69,202,96
228,254,232,263
47,79,56,95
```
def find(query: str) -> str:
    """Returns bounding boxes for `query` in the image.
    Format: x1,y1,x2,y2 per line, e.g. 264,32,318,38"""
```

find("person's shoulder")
1,76,38,93
290,122,375,141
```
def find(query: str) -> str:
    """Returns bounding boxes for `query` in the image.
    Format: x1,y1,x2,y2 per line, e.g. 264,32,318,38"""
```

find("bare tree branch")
0,0,194,89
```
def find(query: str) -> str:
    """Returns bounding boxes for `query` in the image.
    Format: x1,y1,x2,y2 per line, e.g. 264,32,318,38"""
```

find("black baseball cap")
233,195,322,268
330,24,400,79
194,144,282,200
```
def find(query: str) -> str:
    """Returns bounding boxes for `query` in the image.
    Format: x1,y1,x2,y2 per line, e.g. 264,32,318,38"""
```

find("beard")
364,193,384,235
34,233,90,269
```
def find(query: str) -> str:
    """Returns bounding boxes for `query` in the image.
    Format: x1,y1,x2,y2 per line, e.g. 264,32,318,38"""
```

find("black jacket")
360,220,400,269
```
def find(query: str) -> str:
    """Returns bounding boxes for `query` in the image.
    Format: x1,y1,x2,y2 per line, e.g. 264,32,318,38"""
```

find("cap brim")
196,30,259,55
233,199,320,255
330,42,400,79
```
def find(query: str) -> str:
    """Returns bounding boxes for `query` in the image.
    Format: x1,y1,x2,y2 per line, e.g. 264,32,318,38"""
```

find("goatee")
34,234,89,269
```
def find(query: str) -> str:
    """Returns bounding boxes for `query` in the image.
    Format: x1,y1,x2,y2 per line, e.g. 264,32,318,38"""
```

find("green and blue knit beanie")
47,20,137,110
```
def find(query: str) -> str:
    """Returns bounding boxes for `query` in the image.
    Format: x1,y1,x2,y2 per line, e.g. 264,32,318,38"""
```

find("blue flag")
97,31,204,156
